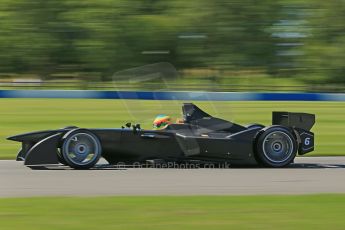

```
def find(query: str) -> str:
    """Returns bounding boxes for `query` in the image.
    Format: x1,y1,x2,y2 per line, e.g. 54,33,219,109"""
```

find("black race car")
8,103,315,169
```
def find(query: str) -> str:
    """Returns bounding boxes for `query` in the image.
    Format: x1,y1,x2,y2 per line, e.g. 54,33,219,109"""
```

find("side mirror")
132,124,141,133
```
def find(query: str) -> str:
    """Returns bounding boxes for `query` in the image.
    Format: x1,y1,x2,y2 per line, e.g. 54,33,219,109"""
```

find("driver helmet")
153,114,171,130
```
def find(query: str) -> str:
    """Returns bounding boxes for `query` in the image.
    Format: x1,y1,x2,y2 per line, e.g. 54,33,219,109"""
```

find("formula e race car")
7,103,315,169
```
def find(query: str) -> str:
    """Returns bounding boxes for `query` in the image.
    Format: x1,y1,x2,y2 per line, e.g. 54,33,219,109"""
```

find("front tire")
61,129,102,169
255,126,297,167
57,149,67,165
246,123,265,129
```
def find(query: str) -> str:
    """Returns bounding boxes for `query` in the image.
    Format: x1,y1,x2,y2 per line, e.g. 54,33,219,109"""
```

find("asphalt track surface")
1,157,345,197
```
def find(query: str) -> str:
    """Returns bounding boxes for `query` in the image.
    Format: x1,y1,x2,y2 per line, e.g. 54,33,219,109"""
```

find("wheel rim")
262,131,294,163
63,133,100,166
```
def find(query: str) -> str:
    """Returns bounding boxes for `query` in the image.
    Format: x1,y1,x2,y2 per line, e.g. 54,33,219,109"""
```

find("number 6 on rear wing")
272,112,315,155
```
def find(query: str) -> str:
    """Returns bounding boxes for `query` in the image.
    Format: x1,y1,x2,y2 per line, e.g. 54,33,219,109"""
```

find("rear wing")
272,112,315,131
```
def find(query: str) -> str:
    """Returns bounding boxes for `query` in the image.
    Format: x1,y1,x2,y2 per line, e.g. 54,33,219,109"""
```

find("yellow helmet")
153,114,171,130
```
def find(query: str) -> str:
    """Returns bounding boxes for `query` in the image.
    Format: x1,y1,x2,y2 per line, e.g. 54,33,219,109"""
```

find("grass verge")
0,195,344,230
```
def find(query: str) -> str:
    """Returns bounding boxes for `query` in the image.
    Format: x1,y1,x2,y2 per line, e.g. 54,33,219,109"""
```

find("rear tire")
61,129,102,169
255,126,297,167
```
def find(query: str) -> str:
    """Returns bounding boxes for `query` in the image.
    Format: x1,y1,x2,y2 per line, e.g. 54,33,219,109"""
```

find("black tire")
62,126,79,130
255,126,297,167
61,129,102,169
246,123,265,129
57,149,67,165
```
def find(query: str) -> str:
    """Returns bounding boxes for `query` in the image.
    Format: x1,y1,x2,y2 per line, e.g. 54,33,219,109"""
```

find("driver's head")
153,114,171,130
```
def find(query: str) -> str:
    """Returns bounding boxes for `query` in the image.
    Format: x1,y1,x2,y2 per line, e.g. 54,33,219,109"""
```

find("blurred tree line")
0,0,344,84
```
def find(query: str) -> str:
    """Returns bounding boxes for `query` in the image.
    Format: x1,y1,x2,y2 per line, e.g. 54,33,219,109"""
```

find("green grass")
0,195,344,230
0,99,344,159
